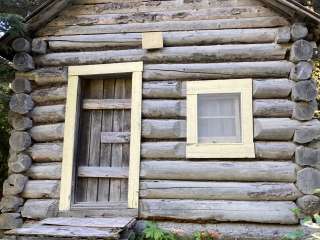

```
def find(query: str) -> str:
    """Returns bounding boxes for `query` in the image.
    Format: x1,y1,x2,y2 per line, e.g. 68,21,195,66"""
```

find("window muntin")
198,93,241,143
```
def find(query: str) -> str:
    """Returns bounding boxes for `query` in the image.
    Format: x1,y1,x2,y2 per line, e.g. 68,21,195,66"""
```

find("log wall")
2,0,319,237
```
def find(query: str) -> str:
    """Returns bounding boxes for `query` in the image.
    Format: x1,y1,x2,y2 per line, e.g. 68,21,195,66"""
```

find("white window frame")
59,62,143,211
186,79,255,159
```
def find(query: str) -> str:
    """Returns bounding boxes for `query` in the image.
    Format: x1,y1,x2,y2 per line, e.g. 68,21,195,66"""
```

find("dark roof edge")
262,0,320,24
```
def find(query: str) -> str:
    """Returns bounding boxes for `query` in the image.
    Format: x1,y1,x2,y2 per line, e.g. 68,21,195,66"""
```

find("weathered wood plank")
140,181,302,201
37,17,289,36
101,131,130,143
41,217,134,228
254,118,299,141
78,166,129,178
83,99,131,110
140,161,297,182
22,180,60,199
143,62,293,80
35,44,288,66
140,199,298,224
87,79,103,202
7,225,118,238
45,28,290,51
48,6,277,27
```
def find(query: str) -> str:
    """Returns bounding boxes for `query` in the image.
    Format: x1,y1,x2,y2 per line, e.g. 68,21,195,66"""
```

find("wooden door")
74,74,132,208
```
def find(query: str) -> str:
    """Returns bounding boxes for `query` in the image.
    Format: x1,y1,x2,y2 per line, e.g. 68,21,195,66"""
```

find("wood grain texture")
78,166,129,178
140,199,298,224
140,161,297,182
44,27,290,51
101,131,130,143
37,17,289,36
35,44,287,66
143,62,293,80
82,99,131,110
140,181,302,201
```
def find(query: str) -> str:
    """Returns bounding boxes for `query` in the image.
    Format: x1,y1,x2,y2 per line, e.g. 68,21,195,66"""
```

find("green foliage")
142,222,177,240
193,231,220,240
281,230,305,240
313,61,320,118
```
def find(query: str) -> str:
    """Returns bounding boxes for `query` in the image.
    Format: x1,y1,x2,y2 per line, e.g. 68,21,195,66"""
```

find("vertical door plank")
121,78,132,201
75,80,91,203
86,79,103,202
98,79,115,202
110,79,125,202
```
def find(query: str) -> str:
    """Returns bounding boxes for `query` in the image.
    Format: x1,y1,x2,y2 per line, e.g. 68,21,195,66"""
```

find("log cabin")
1,0,320,239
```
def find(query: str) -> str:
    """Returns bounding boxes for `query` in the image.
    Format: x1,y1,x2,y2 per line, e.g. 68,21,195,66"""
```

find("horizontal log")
83,99,131,109
31,86,67,103
142,100,185,118
143,81,185,99
0,196,23,213
26,163,61,180
140,199,298,224
21,199,58,219
16,67,67,86
141,142,185,159
255,142,296,160
48,6,277,27
30,123,64,142
142,120,186,139
45,27,291,51
291,22,308,41
140,180,302,201
143,61,293,80
35,44,287,67
9,113,33,130
31,105,65,123
143,99,294,118
142,142,296,160
37,16,289,36
140,161,297,182
254,118,299,141
70,0,266,13
0,213,23,230
142,79,294,99
294,120,320,144
101,132,130,143
136,221,301,240
253,99,294,117
22,180,60,199
8,153,32,173
293,100,317,121
78,166,129,178
28,143,63,162
290,61,313,81
253,78,293,98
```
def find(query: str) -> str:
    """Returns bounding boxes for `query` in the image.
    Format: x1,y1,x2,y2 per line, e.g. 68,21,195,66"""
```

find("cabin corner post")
59,74,80,211
289,26,320,216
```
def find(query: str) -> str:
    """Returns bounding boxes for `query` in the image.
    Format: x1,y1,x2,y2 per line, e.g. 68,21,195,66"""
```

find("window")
186,79,255,158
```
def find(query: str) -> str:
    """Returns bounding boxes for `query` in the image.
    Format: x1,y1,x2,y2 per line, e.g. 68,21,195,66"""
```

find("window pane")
198,93,241,143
